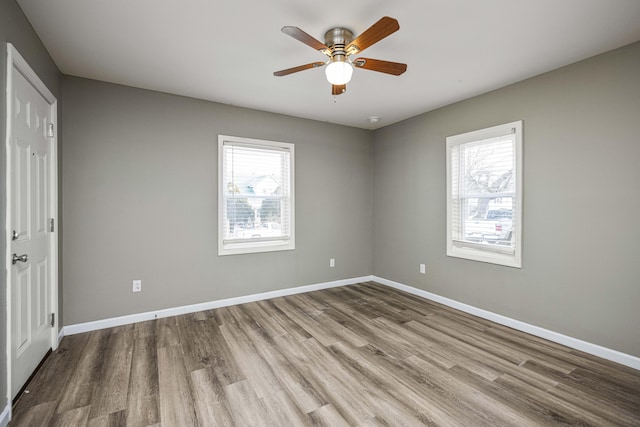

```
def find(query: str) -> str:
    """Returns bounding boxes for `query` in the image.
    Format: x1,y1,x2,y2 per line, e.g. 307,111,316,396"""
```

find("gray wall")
61,77,373,325
372,41,640,357
1,0,61,408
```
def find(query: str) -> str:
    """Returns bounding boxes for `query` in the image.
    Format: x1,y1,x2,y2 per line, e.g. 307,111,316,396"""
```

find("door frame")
4,43,59,406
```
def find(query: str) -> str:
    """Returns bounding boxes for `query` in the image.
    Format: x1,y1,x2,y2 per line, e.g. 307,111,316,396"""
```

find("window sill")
218,239,295,256
447,243,521,268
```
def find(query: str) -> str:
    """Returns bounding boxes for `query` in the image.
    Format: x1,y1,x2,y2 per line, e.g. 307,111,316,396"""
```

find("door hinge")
50,313,55,328
47,123,55,138
50,218,55,232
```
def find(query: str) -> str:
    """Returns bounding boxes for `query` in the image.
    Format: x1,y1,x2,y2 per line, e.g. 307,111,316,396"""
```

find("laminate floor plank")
55,328,111,414
353,343,499,426
307,404,351,427
240,301,288,338
403,319,514,380
218,321,286,401
225,380,270,427
354,283,443,317
271,298,344,347
242,325,328,414
9,282,640,426
546,379,640,426
133,319,157,340
189,367,235,427
298,338,380,425
484,322,585,362
416,313,528,365
319,302,424,361
328,342,466,426
405,355,540,426
257,299,312,342
489,370,614,426
202,319,247,386
49,405,91,427
8,401,57,426
523,359,640,414
157,345,198,427
125,335,160,427
177,316,220,373
155,316,181,348
88,330,134,419
87,409,126,427
318,291,429,336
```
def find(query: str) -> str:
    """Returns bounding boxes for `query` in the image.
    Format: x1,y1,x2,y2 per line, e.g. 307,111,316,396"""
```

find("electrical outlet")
132,279,142,292
329,258,335,268
420,264,426,274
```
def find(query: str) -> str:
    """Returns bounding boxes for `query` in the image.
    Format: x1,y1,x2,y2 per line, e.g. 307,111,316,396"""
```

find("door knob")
12,253,28,265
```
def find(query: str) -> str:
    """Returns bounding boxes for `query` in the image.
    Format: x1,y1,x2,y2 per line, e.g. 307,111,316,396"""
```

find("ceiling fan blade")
281,26,329,52
346,16,400,54
274,62,326,77
332,84,346,95
353,58,407,75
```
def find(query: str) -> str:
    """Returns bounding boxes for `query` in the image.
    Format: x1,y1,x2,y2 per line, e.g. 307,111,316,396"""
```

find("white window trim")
446,121,523,268
218,135,295,256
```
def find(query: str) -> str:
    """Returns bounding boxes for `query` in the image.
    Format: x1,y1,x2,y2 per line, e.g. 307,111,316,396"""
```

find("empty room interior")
2,0,640,425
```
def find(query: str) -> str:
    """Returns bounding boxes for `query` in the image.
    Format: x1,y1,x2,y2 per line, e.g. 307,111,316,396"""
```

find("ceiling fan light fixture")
325,60,353,85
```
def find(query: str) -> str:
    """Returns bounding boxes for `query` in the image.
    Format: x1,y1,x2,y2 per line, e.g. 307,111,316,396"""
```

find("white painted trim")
63,276,374,336
0,402,10,427
4,42,12,424
373,276,640,371
5,43,59,408
60,274,640,371
57,327,65,346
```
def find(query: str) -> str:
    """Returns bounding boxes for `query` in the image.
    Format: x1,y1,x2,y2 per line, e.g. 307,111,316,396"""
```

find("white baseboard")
0,402,10,427
63,276,374,336
373,276,640,371
60,274,639,371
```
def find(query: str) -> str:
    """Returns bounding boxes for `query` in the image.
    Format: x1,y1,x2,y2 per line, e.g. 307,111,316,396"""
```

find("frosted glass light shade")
325,61,353,85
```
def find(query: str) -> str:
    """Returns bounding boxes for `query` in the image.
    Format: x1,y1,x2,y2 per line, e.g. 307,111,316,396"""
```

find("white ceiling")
16,0,640,129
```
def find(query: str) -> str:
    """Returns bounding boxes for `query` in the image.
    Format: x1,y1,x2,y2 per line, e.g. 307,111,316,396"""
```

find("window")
446,121,523,268
218,135,294,255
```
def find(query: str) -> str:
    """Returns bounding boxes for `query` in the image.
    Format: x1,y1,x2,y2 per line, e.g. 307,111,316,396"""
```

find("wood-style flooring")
9,282,640,426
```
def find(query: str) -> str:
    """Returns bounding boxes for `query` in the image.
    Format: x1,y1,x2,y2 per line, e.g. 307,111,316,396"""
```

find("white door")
7,45,58,399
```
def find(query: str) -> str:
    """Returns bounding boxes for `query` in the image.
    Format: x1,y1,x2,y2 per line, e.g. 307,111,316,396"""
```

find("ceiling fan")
273,16,407,96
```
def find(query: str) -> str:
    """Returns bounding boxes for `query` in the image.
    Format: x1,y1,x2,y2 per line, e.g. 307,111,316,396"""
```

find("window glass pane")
462,135,514,196
455,135,515,248
462,197,514,246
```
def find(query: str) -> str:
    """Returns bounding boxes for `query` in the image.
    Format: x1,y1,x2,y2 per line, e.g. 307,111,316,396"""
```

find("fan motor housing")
324,27,353,61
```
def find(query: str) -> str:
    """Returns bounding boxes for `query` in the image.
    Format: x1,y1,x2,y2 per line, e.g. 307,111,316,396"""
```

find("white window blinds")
218,136,295,255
